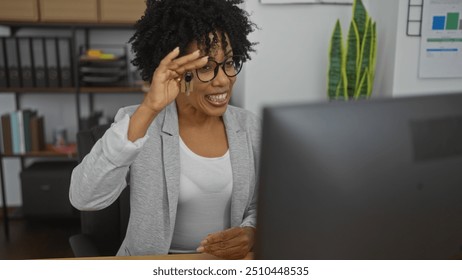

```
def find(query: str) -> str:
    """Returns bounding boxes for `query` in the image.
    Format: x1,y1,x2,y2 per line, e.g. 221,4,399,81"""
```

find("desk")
65,252,254,260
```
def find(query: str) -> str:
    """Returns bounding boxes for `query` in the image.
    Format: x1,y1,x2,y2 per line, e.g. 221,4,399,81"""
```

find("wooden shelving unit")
0,87,76,93
0,20,143,240
0,86,143,94
0,144,77,158
0,21,135,28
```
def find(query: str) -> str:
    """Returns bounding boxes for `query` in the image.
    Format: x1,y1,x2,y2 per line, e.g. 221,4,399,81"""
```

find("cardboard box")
99,0,145,24
0,0,39,22
40,0,98,23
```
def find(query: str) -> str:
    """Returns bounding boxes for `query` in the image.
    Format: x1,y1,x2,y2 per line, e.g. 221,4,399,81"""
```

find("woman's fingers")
158,47,181,69
150,47,208,92
159,48,208,75
203,227,244,245
175,56,209,74
151,47,181,83
159,48,200,70
197,231,250,259
164,55,208,81
172,49,201,66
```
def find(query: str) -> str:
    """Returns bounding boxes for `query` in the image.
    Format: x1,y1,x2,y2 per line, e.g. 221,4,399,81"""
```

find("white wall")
243,1,357,115
367,0,400,98
369,0,462,97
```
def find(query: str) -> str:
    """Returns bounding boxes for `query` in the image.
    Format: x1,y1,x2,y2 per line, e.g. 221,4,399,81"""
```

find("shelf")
0,87,76,93
81,86,143,93
80,56,124,62
0,21,135,28
0,144,77,159
0,86,143,94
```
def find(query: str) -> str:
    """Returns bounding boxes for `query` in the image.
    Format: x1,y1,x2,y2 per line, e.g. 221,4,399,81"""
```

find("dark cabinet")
20,161,78,218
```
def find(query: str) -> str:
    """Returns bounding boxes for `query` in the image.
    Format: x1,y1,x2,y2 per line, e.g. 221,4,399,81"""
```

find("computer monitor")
255,93,462,259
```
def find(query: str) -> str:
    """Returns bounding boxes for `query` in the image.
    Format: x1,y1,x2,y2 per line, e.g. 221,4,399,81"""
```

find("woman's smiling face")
175,34,238,118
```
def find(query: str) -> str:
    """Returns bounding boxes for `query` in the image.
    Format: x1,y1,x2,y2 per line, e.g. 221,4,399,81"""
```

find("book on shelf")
14,110,36,154
0,110,46,155
22,109,37,153
0,115,3,154
5,38,20,88
10,111,20,154
32,38,47,88
18,38,34,88
30,115,45,152
57,38,74,87
0,40,6,87
45,39,59,88
0,67,6,88
0,36,75,89
1,114,12,154
17,110,25,154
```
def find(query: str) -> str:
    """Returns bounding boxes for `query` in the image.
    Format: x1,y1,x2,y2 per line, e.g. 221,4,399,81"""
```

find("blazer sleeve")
69,107,148,210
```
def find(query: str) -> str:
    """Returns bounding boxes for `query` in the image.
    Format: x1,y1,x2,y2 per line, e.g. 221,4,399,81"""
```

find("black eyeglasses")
195,55,244,82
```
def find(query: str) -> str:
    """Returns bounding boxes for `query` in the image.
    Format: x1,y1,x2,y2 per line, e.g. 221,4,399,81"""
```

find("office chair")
69,124,130,257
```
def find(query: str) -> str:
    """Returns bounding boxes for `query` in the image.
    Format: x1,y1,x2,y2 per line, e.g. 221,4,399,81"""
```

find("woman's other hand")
197,227,256,259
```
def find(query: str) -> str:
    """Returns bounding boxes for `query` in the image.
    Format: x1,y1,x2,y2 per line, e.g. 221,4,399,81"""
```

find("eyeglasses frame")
195,55,245,83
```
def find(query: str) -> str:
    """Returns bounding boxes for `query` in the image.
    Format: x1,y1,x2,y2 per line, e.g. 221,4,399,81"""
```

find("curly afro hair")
130,0,257,82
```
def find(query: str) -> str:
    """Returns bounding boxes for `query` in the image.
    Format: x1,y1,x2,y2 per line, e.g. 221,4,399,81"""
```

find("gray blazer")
70,102,261,256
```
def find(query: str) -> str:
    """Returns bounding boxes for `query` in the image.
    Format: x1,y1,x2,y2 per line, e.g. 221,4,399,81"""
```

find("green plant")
327,0,377,100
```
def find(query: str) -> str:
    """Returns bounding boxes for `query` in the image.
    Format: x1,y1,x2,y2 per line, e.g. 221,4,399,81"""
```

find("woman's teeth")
206,93,227,103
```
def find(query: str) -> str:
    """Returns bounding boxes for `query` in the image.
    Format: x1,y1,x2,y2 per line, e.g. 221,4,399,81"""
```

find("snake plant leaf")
346,20,360,98
354,67,369,99
367,70,373,97
327,0,376,101
335,67,348,100
353,0,368,46
356,16,372,90
369,21,377,88
328,20,343,100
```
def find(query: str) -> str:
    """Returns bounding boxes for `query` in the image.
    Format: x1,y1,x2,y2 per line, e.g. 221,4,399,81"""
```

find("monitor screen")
255,93,462,259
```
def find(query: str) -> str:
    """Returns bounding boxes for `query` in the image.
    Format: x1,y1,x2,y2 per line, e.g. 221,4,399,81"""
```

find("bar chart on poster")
419,0,462,78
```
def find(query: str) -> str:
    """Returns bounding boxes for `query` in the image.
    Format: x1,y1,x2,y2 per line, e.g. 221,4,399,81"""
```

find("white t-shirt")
169,137,233,253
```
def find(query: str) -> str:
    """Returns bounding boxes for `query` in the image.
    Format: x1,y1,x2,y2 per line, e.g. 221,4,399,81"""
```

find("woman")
69,0,260,259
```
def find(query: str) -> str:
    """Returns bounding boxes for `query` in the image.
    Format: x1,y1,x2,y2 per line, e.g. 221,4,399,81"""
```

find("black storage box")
20,161,78,218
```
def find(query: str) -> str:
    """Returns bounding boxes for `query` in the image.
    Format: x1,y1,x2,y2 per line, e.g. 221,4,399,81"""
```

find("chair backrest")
76,124,130,256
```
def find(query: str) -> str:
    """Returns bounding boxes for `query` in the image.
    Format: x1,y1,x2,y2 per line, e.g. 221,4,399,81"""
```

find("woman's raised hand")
142,47,208,114
128,47,207,142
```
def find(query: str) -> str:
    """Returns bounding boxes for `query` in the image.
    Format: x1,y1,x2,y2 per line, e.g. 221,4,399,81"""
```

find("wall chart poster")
260,0,352,4
419,0,462,78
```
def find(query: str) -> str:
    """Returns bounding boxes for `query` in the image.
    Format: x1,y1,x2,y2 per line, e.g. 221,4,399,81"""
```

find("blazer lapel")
160,103,180,233
224,110,251,227
159,104,251,230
